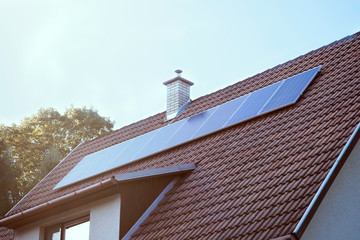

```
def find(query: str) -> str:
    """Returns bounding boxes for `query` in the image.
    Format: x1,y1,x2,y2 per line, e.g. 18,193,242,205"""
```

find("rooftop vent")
163,70,194,121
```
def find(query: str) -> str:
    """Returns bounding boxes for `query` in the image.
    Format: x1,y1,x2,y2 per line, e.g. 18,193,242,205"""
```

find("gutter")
293,122,360,238
0,177,117,228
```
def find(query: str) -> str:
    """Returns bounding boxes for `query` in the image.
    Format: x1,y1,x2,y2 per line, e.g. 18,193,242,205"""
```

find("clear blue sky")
1,0,359,129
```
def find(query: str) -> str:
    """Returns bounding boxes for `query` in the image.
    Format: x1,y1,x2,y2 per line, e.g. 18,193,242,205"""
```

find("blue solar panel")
135,119,186,159
163,107,216,148
55,66,321,189
225,81,282,127
112,129,158,165
259,66,322,114
55,140,132,188
193,95,248,138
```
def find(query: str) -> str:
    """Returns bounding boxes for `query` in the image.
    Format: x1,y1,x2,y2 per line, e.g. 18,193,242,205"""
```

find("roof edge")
0,177,116,228
294,122,360,238
114,163,196,183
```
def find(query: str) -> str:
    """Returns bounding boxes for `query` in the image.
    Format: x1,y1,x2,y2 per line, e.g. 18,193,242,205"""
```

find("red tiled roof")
0,227,13,240
3,32,360,239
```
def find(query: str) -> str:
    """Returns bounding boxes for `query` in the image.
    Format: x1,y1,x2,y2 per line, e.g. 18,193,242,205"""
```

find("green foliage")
0,106,114,206
0,140,19,216
38,145,63,180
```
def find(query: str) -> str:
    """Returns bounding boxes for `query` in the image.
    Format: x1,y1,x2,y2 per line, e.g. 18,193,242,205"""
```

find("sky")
0,0,359,129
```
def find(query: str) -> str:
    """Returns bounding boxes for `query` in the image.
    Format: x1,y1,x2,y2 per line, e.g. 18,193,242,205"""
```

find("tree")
0,140,19,216
37,145,63,180
0,106,114,202
62,106,114,152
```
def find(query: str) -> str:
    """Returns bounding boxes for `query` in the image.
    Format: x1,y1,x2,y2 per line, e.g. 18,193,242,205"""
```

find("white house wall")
90,194,121,240
14,225,42,240
301,140,360,240
13,194,121,240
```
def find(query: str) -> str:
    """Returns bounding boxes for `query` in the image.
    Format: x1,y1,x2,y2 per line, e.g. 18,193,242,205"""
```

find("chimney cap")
175,69,182,75
163,70,194,86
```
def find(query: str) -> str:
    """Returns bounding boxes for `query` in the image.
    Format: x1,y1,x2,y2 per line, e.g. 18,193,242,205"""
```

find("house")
0,31,359,240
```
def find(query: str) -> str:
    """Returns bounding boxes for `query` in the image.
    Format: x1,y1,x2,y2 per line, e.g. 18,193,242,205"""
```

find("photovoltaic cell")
225,81,282,127
163,107,216,148
112,129,158,165
193,95,247,138
55,140,132,188
135,119,186,159
259,66,321,114
55,66,321,189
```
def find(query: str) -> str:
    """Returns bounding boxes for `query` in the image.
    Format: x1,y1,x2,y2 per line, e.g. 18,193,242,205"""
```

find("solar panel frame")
54,139,133,189
259,66,322,114
54,121,188,190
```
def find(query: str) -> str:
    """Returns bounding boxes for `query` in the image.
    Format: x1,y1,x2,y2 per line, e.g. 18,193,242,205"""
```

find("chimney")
163,69,194,121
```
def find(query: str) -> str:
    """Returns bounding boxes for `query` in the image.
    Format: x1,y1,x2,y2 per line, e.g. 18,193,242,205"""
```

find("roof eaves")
293,122,360,238
0,177,116,229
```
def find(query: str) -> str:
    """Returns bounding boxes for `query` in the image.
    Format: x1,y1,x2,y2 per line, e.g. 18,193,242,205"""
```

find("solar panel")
193,95,248,138
54,66,321,189
259,66,322,114
112,129,158,165
164,107,216,148
56,140,132,188
135,119,186,159
225,81,282,127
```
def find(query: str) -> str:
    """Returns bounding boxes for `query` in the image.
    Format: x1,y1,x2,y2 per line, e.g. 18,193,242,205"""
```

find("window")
45,216,90,240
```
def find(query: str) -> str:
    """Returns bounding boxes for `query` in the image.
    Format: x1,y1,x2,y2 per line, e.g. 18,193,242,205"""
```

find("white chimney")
163,69,194,121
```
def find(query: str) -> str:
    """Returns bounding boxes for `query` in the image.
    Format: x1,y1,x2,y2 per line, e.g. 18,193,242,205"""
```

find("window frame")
45,215,90,240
